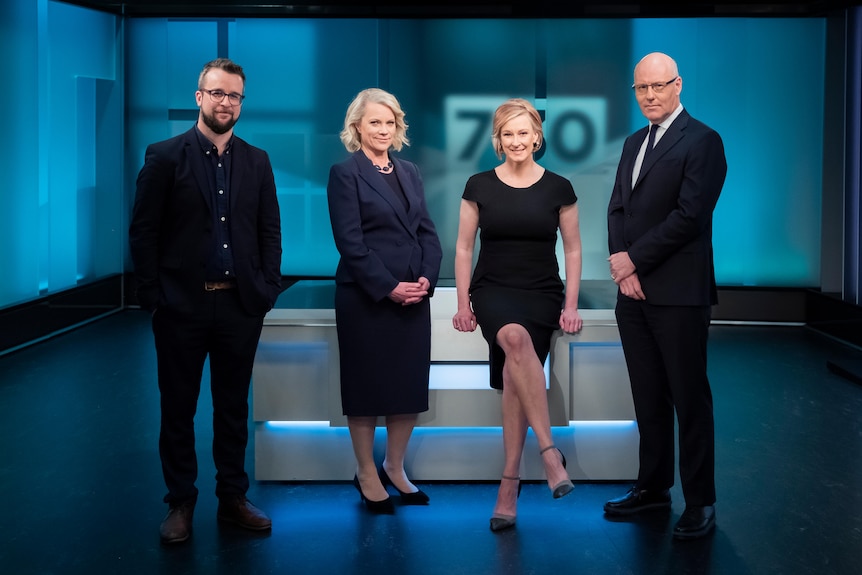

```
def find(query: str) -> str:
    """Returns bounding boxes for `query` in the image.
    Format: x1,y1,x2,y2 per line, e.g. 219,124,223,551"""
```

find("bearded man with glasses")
130,57,282,544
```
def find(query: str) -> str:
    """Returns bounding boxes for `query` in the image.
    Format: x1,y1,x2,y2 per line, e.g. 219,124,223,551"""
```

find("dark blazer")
327,151,442,301
608,109,727,306
129,126,282,316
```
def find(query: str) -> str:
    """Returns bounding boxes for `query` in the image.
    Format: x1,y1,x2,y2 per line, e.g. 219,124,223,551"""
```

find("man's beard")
201,109,238,135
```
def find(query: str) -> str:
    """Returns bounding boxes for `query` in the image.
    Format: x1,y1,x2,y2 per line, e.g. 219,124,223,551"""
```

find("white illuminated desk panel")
253,281,637,481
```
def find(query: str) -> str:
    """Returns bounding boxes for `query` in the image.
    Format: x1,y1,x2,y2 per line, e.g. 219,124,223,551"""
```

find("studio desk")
253,280,638,482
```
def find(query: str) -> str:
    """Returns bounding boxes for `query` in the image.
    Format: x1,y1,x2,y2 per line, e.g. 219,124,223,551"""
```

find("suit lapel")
354,152,412,232
392,158,415,213
229,139,245,211
185,128,214,212
634,110,689,189
623,127,646,201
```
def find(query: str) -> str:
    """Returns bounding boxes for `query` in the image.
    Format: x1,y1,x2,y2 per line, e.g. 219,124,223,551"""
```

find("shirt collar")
193,123,233,155
653,103,684,131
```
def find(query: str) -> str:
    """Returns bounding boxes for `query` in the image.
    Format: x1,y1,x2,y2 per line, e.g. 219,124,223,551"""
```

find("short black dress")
463,169,577,390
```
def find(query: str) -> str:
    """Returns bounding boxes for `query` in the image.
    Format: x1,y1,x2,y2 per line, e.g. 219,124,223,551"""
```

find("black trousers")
615,298,716,507
151,288,265,505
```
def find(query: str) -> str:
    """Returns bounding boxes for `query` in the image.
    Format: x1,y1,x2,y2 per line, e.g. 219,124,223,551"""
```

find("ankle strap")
501,474,520,481
539,445,557,455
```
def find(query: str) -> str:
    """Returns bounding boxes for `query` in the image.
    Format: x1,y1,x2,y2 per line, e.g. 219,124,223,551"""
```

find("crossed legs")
492,323,571,520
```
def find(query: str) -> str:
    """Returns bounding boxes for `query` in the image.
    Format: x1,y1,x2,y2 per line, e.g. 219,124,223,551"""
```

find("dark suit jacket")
608,109,727,306
129,126,282,316
327,151,442,301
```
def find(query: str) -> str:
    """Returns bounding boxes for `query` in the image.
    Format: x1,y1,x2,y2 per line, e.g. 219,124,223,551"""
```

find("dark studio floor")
1,310,861,575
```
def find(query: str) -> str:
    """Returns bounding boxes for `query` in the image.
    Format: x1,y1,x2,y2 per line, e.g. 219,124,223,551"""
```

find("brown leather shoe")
159,501,195,544
217,495,272,531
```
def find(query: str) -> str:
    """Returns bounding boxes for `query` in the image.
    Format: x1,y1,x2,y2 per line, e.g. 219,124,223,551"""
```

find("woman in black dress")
327,88,442,513
452,98,584,531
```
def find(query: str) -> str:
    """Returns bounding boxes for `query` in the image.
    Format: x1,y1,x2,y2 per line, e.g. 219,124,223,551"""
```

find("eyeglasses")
201,89,245,106
631,77,679,95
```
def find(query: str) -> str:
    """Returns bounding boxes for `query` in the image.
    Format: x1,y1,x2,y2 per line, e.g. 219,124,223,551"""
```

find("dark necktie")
644,124,658,160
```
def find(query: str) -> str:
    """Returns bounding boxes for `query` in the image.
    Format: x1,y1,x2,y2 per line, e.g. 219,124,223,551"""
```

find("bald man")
605,52,727,540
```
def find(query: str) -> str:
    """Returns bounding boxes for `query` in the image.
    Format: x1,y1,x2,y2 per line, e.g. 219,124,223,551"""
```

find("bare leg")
493,383,527,519
347,415,388,501
496,323,570,493
382,413,420,493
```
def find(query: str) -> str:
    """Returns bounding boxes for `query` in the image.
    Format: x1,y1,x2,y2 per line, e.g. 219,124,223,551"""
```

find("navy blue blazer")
327,151,442,302
129,126,283,316
608,109,727,306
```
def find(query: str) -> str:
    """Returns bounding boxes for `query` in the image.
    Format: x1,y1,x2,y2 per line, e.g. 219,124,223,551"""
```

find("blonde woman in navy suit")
327,88,442,514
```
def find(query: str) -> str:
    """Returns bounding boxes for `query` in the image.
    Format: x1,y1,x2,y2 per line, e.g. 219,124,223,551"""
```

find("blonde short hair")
339,88,409,152
197,58,245,89
491,98,544,159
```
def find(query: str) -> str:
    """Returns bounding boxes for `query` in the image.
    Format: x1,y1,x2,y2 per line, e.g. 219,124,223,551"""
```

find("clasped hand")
608,251,645,300
388,277,430,306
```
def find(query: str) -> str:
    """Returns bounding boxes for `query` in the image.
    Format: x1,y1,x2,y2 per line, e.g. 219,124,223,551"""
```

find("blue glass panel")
7,0,124,310
3,0,40,306
167,21,219,110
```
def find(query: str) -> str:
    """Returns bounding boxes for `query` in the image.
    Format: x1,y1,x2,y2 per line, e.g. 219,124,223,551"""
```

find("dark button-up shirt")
194,126,235,282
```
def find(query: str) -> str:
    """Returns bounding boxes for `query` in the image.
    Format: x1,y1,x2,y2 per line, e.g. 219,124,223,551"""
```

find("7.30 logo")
444,95,606,172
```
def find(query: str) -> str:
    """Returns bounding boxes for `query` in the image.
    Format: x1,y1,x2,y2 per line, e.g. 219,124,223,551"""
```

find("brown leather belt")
204,280,237,291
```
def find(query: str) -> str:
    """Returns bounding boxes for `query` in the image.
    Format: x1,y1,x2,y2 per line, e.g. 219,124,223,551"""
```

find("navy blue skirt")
334,283,431,416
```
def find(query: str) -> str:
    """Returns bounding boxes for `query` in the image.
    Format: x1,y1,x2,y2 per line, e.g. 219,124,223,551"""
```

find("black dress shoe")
217,495,272,531
379,465,430,505
160,500,195,544
489,513,516,532
603,486,671,516
673,505,715,539
353,475,395,514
